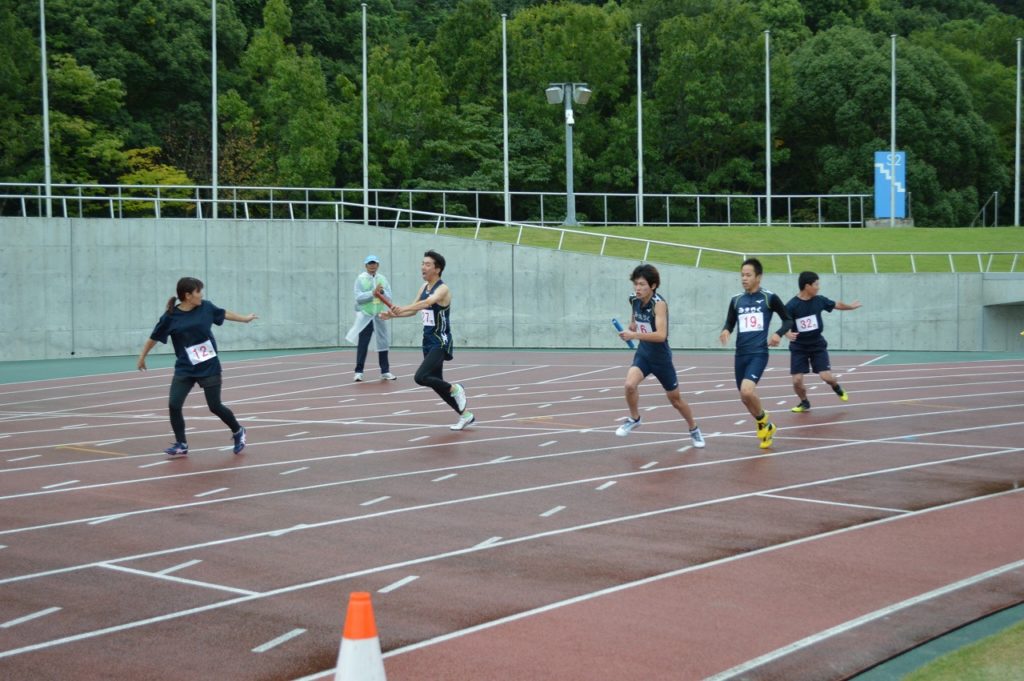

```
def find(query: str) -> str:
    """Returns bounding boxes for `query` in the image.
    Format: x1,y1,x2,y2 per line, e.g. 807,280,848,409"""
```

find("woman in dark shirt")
137,277,258,458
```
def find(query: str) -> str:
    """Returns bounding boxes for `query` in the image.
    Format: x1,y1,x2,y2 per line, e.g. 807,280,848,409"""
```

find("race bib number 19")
185,339,217,365
738,312,764,332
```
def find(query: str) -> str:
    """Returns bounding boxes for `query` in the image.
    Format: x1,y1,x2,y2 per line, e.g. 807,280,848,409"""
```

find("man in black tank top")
382,250,474,431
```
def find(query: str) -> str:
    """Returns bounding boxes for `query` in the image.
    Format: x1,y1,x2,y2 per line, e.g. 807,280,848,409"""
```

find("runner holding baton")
612,318,636,349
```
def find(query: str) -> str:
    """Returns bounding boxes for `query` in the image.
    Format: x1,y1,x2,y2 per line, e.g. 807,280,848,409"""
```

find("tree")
782,26,1005,225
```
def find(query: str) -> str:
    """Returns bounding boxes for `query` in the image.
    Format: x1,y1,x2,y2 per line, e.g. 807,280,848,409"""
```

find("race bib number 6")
738,312,764,332
185,339,217,365
796,314,820,332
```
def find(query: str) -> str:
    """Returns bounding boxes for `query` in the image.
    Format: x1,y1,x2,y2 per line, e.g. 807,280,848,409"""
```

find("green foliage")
2,0,1023,226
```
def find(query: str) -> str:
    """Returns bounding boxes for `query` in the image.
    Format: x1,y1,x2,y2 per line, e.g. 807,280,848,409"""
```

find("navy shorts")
632,354,678,391
790,345,831,375
734,353,769,389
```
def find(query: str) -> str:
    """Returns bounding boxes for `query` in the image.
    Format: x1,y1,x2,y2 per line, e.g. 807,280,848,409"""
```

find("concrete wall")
2,217,1022,361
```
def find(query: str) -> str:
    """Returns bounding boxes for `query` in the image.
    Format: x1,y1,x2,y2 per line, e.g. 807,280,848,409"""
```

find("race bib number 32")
185,339,217,365
796,315,820,332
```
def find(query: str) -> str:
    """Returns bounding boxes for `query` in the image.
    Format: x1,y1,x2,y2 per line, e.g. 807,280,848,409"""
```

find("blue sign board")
874,151,906,219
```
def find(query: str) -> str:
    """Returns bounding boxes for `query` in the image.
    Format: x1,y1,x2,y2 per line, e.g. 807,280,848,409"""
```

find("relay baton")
611,318,636,349
373,289,394,308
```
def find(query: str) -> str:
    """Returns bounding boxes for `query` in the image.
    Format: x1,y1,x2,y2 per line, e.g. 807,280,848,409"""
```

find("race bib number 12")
185,339,217,365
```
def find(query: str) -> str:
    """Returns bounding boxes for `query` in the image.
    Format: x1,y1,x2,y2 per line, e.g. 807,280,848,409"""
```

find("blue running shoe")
232,427,246,454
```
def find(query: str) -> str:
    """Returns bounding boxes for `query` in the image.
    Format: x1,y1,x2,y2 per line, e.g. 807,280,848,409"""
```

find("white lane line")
639,462,659,470
706,558,1024,680
847,367,858,373
538,440,558,448
599,388,611,393
8,455,41,462
156,559,202,575
644,406,657,412
0,545,6,550
94,440,124,447
595,481,616,491
269,524,308,537
338,398,355,404
810,385,819,390
571,396,584,401
393,410,411,415
194,487,229,498
431,473,457,482
100,563,257,596
60,424,87,429
694,391,705,395
378,575,419,594
474,536,502,548
501,413,517,418
490,456,511,464
280,467,309,476
539,366,616,384
409,436,429,442
777,401,787,405
1,485,1019,663
361,496,390,506
734,420,746,426
88,515,126,526
507,387,520,391
286,431,309,438
758,493,909,515
540,505,565,517
138,460,169,468
252,628,306,653
859,354,889,367
715,383,725,388
677,445,692,453
42,480,79,490
537,404,551,409
1,607,62,629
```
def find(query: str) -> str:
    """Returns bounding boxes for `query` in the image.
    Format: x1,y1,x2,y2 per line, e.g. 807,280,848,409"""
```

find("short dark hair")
630,263,660,289
742,257,763,276
424,250,445,274
798,271,819,291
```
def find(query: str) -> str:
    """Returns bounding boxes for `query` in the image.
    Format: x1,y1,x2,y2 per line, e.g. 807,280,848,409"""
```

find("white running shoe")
615,417,641,437
450,411,475,431
381,372,397,380
353,372,364,382
689,426,706,449
452,384,467,412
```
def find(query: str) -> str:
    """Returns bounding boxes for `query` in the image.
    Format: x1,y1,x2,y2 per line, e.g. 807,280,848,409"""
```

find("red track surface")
0,349,1021,680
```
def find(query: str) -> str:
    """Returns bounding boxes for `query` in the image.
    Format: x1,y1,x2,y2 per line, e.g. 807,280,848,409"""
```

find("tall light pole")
502,14,510,225
545,82,591,226
361,3,369,226
764,30,772,226
890,34,897,228
1015,37,1021,227
636,24,644,228
211,0,218,219
39,0,52,217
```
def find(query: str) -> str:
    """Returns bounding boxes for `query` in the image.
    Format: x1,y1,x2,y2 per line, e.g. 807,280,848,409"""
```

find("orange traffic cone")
334,592,386,681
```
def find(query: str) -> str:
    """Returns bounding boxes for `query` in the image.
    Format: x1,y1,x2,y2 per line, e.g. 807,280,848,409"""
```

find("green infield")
902,619,1024,681
413,225,1024,273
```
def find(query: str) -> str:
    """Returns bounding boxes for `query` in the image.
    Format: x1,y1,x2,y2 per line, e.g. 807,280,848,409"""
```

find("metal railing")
0,182,869,227
1,183,1020,273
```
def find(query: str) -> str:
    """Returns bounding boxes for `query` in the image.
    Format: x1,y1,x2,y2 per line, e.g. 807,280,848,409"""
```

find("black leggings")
168,373,241,443
414,346,461,414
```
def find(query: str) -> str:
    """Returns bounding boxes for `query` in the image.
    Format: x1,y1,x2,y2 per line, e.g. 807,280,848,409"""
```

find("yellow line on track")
56,445,127,457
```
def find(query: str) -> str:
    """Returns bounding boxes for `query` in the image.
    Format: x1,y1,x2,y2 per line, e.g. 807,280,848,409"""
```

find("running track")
0,350,1021,680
